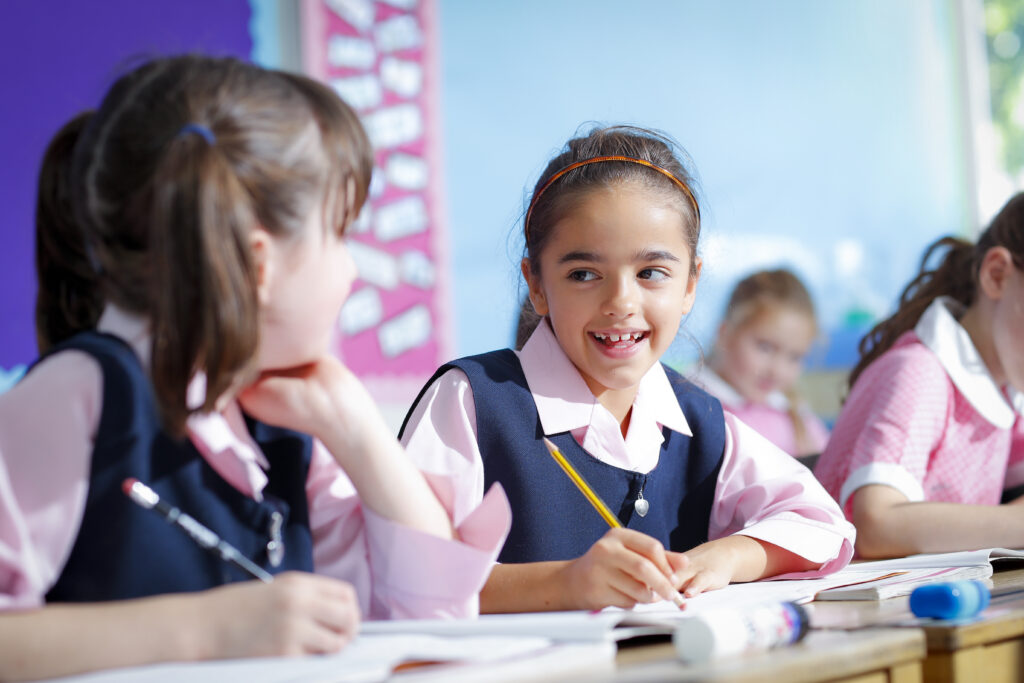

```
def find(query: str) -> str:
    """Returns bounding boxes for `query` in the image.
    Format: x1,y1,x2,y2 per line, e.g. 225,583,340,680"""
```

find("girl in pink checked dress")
814,193,1024,558
690,268,830,458
0,55,509,681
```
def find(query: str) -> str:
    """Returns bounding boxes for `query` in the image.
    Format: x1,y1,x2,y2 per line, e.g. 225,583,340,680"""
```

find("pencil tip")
542,436,557,452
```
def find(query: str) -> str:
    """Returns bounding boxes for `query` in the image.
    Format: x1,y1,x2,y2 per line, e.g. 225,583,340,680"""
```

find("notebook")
814,547,1024,601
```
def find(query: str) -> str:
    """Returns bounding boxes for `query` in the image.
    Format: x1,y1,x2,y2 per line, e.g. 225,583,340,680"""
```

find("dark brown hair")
36,55,372,434
35,111,101,355
849,192,1024,390
523,126,701,277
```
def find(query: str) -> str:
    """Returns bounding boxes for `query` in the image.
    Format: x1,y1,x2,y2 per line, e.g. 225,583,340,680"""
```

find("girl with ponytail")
0,55,508,680
814,193,1024,558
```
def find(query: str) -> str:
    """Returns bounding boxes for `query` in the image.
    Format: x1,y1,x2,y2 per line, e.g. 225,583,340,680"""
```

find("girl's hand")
673,539,744,598
559,528,687,610
199,572,360,658
239,356,377,451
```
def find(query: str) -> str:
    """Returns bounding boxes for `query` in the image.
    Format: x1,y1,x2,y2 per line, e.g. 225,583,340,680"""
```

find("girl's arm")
671,413,855,596
0,573,359,681
400,369,689,612
852,484,1024,558
238,356,452,540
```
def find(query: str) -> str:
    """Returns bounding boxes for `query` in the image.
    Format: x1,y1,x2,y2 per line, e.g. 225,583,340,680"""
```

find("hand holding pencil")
542,438,688,609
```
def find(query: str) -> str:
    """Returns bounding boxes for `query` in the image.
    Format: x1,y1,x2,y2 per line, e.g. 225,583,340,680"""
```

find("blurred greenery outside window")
985,0,1024,184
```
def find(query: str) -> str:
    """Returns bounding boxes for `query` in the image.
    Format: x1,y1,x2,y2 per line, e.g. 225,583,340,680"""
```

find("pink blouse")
401,321,854,578
0,307,510,616
815,297,1024,516
688,366,830,457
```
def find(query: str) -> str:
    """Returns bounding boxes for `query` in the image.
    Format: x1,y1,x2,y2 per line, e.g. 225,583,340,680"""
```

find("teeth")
593,332,646,343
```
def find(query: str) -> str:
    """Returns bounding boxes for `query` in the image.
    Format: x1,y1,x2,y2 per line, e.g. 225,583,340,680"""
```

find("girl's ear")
250,228,275,306
681,257,702,315
979,246,1014,300
521,257,549,316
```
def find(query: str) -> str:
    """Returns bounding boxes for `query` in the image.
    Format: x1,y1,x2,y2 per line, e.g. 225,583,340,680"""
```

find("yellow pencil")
541,437,686,608
542,437,622,529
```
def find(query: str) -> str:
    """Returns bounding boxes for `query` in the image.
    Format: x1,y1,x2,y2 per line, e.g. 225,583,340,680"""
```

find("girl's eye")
568,270,597,282
638,268,669,281
756,340,775,354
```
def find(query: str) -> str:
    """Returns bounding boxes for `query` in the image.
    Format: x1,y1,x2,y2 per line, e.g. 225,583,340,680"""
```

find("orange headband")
524,155,700,243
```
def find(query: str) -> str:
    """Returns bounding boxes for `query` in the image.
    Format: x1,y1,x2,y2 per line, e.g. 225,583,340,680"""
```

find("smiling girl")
690,269,829,458
400,126,854,613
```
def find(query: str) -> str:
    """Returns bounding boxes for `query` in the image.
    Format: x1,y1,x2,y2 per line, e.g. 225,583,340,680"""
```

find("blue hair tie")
177,123,216,145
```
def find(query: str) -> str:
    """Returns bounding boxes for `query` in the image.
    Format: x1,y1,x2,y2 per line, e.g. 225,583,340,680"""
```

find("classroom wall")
0,1,975,404
436,0,971,371
0,0,252,389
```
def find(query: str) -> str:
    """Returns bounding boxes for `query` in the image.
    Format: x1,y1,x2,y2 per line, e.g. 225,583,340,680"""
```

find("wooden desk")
608,569,1024,683
611,627,925,682
918,568,1024,683
808,568,1024,683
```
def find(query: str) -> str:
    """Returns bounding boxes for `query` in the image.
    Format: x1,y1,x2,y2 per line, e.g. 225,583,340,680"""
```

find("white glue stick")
673,601,809,663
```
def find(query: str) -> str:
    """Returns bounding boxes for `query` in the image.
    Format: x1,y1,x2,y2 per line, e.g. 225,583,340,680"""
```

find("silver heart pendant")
634,497,650,517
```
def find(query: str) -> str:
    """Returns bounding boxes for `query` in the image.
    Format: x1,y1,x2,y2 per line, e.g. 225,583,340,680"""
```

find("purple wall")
0,0,252,369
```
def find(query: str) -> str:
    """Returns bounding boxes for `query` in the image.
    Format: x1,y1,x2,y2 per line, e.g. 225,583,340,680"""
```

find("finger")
607,569,659,605
615,531,675,581
666,551,690,578
297,620,353,655
617,552,683,604
682,571,716,598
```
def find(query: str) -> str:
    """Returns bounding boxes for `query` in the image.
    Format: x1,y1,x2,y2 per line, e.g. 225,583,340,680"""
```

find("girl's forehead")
546,186,693,252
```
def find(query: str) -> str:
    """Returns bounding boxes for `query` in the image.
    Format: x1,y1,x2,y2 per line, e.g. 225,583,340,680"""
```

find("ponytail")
849,236,975,390
34,111,103,353
148,132,259,435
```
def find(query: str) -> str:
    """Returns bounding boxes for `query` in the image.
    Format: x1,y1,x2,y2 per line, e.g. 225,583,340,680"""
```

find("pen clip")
266,505,284,568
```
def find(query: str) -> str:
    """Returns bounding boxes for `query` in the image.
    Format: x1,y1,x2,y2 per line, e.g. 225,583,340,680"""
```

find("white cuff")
839,462,924,508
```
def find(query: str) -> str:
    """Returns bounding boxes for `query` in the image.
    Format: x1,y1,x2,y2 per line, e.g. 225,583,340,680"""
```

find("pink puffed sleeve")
710,412,855,578
814,348,951,514
398,368,486,526
0,352,101,610
306,382,510,619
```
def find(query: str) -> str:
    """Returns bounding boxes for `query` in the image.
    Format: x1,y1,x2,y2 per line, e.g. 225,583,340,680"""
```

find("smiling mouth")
590,331,649,347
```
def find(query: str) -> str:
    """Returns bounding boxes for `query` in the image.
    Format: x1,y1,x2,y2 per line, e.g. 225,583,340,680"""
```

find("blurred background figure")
690,269,828,459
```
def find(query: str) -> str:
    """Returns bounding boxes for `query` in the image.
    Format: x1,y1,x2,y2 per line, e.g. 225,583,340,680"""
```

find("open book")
364,548,1024,644
814,547,1024,601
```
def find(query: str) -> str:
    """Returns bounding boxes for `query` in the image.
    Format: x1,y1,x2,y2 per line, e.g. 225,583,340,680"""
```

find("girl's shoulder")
857,331,949,390
0,347,104,449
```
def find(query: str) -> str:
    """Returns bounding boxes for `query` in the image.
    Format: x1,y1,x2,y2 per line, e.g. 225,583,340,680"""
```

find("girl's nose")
602,276,639,318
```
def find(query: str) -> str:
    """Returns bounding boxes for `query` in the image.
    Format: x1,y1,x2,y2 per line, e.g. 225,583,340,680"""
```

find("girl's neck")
958,300,1005,385
589,383,638,438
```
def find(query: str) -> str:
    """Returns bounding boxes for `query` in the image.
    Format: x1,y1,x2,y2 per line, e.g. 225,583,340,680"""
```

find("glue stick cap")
673,601,808,664
909,581,990,620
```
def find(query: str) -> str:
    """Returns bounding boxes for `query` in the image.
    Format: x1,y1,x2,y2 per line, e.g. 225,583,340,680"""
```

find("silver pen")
121,477,274,583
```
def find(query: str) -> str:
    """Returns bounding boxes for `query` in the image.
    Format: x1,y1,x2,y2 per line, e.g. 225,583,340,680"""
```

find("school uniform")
688,366,830,457
0,306,509,617
401,320,854,575
815,296,1024,517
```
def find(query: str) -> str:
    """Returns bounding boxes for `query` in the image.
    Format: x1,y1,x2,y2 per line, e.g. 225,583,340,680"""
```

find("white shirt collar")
516,319,692,439
915,296,1022,427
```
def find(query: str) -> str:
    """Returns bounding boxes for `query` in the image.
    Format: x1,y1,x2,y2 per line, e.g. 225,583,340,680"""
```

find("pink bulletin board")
301,0,453,407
